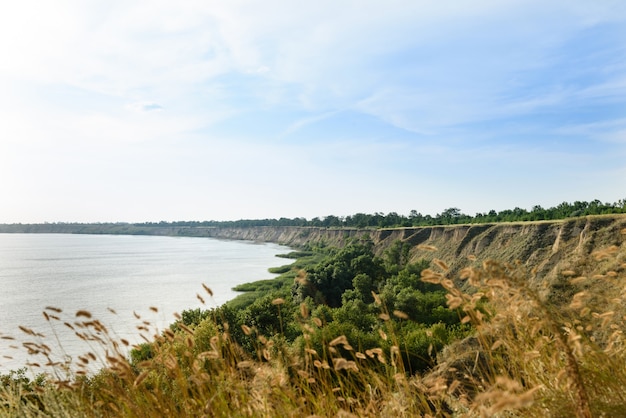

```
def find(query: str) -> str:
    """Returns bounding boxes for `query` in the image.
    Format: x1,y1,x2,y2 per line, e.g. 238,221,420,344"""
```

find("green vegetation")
139,198,626,227
212,238,469,370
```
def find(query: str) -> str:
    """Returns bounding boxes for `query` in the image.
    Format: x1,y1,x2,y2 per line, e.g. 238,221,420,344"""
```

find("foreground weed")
422,240,626,417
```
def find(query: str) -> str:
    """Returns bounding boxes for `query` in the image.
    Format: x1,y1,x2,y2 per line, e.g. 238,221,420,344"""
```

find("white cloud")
126,102,164,113
280,111,340,137
3,1,623,120
555,118,626,144
0,1,625,222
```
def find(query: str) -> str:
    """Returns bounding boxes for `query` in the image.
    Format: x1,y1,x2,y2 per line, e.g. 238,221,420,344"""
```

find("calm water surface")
0,233,288,373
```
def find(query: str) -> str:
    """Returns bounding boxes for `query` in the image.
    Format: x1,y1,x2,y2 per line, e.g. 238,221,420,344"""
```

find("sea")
0,233,288,374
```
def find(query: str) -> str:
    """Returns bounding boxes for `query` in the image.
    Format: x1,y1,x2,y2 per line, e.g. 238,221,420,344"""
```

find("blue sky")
1,1,625,223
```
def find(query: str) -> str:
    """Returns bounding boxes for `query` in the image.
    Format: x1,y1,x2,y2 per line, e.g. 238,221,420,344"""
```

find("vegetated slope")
209,215,626,416
204,214,626,301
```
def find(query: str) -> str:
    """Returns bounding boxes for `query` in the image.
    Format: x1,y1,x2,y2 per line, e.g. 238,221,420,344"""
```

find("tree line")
136,198,626,229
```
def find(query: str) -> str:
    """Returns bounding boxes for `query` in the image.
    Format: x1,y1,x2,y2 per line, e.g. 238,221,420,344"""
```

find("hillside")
203,214,626,292
206,215,626,416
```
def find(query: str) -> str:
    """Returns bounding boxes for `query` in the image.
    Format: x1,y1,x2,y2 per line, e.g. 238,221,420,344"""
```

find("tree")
321,215,342,228
439,207,462,224
383,240,411,274
293,239,383,307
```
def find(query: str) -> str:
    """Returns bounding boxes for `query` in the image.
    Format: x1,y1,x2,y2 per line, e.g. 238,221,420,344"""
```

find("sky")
1,1,625,223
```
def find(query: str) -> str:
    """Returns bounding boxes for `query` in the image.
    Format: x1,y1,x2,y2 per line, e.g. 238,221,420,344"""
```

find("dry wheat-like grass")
427,241,626,417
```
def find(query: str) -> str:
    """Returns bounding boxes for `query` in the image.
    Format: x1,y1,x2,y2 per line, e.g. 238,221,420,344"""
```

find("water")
0,233,289,373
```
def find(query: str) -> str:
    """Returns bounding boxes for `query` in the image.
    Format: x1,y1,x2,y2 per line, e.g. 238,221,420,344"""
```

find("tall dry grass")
421,235,626,417
2,232,625,417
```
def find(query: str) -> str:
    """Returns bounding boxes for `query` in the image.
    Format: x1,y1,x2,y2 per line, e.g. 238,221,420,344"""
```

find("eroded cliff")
203,215,626,295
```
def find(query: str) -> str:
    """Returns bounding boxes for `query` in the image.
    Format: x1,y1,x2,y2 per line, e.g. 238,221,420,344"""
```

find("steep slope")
203,215,626,298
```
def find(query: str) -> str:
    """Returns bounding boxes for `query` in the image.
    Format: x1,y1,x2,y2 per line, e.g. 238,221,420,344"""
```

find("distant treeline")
137,198,626,229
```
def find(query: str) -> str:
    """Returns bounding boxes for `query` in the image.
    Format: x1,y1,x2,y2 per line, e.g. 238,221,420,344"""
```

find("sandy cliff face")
203,215,626,294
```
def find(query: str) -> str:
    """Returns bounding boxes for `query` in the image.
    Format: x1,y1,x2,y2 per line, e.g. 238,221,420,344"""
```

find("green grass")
229,250,324,309
267,264,293,274
275,250,315,259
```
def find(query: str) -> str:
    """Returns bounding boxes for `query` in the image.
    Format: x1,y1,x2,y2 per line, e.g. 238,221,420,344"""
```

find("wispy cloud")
126,102,164,113
280,111,341,138
555,118,626,144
